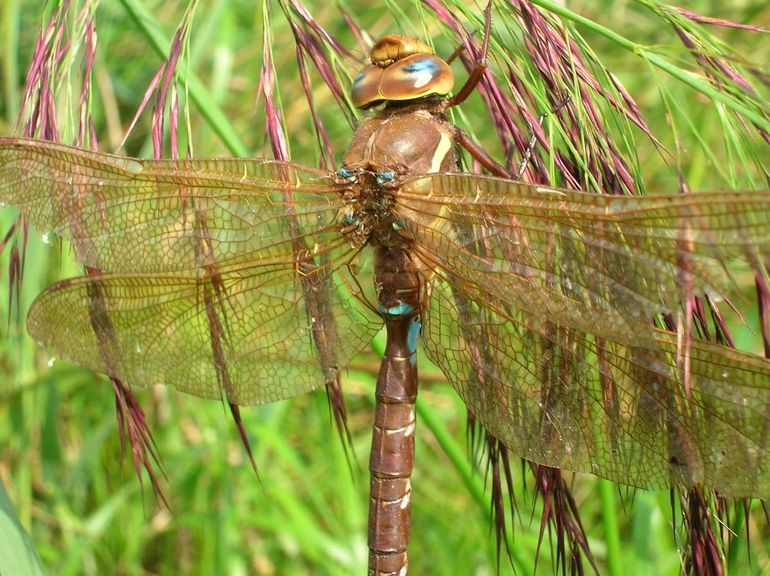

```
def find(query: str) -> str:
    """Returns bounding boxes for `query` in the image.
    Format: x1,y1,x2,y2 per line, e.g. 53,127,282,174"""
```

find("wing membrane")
6,139,770,492
0,137,346,273
423,275,770,497
28,259,381,404
398,174,770,335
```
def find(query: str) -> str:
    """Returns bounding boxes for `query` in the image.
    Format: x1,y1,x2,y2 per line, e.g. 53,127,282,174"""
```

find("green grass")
1,0,769,574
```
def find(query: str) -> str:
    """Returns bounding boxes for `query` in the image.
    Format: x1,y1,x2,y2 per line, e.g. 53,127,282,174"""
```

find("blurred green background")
1,0,769,574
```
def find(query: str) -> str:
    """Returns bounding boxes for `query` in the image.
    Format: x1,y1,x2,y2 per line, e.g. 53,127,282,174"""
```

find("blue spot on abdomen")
379,302,415,316
407,316,422,357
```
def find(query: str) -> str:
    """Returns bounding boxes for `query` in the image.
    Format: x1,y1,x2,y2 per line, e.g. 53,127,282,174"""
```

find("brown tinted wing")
398,173,770,496
398,174,770,339
0,137,345,273
28,259,382,404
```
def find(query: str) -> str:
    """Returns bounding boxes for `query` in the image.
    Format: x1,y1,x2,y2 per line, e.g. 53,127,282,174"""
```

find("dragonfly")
2,18,770,576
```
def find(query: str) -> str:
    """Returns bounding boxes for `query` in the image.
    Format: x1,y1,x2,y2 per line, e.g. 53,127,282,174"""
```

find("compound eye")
378,54,454,101
351,65,384,108
351,37,454,108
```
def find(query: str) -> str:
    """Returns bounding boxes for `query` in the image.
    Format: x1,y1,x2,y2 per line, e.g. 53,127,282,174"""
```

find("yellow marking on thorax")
428,131,453,173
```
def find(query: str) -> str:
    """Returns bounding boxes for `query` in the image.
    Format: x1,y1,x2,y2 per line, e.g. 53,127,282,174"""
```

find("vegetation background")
0,0,769,574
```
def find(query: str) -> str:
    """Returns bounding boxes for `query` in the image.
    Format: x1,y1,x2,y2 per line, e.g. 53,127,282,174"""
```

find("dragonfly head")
351,35,455,109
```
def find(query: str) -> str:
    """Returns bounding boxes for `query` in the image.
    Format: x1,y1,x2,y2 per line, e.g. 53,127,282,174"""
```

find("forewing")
398,174,770,337
0,137,345,273
28,259,382,404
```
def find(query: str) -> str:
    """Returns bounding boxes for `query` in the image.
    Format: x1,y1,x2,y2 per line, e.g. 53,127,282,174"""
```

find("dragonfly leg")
454,127,511,177
511,95,571,179
446,2,492,108
342,246,381,317
444,42,467,66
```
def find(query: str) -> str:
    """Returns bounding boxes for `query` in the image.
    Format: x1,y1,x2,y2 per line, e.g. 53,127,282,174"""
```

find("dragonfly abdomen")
368,247,424,575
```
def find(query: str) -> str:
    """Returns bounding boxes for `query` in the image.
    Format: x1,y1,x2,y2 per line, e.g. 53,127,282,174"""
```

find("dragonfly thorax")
340,102,458,250
343,104,457,176
338,170,404,249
